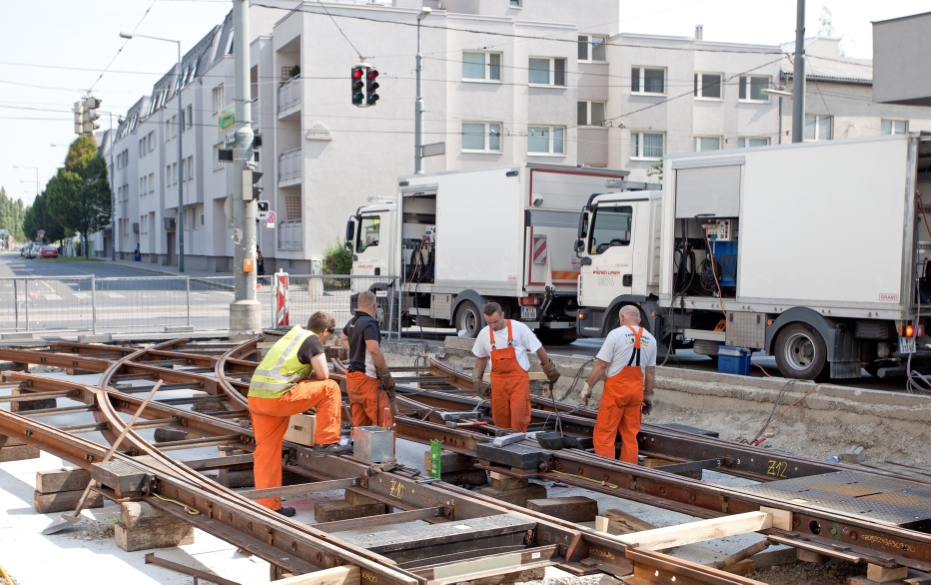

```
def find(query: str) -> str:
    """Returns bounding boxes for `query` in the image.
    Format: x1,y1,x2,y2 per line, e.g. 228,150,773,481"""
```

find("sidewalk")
107,258,232,279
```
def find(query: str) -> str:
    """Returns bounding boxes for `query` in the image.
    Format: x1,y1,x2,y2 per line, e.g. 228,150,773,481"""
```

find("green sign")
218,104,235,133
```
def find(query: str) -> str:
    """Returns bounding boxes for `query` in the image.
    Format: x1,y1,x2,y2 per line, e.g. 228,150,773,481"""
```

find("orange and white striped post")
274,270,290,327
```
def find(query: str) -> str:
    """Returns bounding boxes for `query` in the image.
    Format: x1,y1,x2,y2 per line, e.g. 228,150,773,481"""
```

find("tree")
45,136,112,258
0,187,26,241
646,159,663,183
23,188,65,243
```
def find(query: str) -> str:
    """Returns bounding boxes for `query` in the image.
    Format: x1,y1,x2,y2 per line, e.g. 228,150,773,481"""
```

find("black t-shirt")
296,335,326,365
345,311,380,373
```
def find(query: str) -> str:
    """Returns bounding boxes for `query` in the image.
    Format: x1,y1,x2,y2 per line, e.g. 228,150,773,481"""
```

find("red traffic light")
352,68,364,80
367,70,379,80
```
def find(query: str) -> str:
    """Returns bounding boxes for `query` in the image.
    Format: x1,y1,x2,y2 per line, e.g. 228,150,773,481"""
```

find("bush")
323,238,352,275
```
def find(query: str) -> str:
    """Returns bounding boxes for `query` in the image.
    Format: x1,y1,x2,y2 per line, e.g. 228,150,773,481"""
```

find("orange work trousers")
248,378,341,510
593,371,644,464
488,322,531,432
346,371,394,428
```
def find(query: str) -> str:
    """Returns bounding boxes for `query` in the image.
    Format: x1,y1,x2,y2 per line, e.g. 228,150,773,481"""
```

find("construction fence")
0,274,400,338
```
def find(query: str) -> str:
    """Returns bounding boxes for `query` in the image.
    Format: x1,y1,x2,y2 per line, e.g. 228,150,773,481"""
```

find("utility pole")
791,0,806,143
109,112,116,261
414,8,431,174
229,0,261,338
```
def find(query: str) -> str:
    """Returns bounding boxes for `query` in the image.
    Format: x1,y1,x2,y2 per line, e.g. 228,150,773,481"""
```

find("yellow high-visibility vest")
248,326,315,399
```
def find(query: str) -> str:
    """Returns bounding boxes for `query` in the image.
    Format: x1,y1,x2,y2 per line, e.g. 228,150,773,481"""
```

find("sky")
0,0,929,207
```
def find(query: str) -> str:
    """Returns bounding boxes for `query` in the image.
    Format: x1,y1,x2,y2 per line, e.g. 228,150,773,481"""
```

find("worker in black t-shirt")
341,291,397,427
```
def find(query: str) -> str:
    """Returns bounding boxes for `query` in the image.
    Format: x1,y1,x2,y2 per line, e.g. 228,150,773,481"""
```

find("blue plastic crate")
718,345,750,376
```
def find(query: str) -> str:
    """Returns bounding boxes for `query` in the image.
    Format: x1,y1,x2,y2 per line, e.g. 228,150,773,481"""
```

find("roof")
779,36,873,84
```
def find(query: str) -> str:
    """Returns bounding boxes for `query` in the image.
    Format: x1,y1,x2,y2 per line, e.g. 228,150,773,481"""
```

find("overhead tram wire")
89,0,159,92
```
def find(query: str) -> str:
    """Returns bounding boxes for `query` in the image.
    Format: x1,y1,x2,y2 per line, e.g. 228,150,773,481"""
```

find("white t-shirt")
596,325,658,378
472,320,543,372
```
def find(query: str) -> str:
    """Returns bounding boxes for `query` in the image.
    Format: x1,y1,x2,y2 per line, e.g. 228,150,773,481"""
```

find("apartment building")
101,0,619,272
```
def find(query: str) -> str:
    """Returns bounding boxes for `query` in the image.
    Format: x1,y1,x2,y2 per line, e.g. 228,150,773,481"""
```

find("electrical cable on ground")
152,492,201,515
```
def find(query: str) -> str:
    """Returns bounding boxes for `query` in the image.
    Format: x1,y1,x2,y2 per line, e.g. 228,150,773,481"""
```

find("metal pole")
186,276,192,328
110,112,116,261
229,0,261,338
791,0,806,143
778,96,783,145
91,275,97,334
177,42,185,273
14,279,19,332
25,279,29,332
414,19,424,174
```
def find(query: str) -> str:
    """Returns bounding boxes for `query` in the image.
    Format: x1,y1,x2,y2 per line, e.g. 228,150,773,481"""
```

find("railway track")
0,336,927,583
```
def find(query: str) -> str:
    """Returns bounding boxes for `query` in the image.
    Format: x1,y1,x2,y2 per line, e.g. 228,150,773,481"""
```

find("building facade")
99,3,931,269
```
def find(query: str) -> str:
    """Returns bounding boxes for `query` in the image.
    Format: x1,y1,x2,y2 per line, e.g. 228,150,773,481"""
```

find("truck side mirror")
345,219,355,252
574,239,585,253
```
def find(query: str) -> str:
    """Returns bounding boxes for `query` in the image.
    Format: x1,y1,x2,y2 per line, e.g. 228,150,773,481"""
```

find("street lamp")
762,88,794,145
414,7,431,174
13,165,38,197
120,31,186,272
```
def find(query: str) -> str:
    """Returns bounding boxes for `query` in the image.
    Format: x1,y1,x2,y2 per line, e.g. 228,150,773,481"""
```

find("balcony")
278,220,303,250
278,148,302,186
277,78,301,117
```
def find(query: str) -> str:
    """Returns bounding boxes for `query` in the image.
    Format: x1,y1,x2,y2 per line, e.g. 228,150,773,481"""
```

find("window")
739,76,770,101
881,119,908,135
185,156,194,181
738,137,770,148
212,84,225,113
631,67,665,94
509,0,521,6
147,131,155,152
693,136,721,152
694,73,722,99
577,101,606,127
139,138,146,157
357,216,380,253
528,126,565,155
529,58,566,87
589,205,632,255
184,105,193,131
148,173,155,194
630,132,664,160
461,122,501,152
213,144,224,171
804,114,833,141
462,52,501,81
140,176,146,196
578,35,607,62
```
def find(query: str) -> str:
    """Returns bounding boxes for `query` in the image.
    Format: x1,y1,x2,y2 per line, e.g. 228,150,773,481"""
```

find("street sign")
38,229,45,239
421,142,446,158
218,104,235,133
267,210,277,224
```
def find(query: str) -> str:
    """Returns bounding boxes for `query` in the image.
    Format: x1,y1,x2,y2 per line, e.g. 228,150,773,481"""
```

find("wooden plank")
615,512,772,551
604,508,657,534
183,453,254,471
868,564,909,583
760,506,792,530
271,565,359,585
238,478,359,500
313,507,445,533
483,372,547,382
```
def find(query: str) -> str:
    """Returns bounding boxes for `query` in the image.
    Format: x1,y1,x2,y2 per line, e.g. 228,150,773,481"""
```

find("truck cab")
576,191,664,337
346,204,396,291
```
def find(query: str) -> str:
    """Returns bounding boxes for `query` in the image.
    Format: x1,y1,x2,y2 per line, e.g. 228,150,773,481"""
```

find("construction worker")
471,302,560,432
342,291,397,427
248,311,350,516
580,305,657,464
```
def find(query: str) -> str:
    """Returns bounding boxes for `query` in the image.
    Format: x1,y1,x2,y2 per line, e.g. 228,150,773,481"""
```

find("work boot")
275,507,296,517
312,443,352,457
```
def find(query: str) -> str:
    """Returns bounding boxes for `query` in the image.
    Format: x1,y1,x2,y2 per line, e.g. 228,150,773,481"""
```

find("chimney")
695,25,703,41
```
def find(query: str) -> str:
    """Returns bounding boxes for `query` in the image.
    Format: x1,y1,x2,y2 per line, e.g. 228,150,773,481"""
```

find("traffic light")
73,101,84,135
81,95,102,136
352,67,365,106
251,169,264,200
366,69,380,106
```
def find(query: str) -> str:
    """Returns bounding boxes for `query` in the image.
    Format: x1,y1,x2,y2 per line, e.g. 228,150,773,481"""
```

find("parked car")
37,245,58,258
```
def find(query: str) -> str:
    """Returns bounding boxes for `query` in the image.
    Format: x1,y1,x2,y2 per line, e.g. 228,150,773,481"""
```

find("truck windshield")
357,216,380,253
589,205,632,255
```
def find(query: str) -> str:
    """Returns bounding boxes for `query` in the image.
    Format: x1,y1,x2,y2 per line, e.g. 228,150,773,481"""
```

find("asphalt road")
0,251,168,279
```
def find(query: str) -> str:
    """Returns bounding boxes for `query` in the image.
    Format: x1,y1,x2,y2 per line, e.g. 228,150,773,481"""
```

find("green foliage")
323,238,352,275
44,136,112,257
0,187,26,241
647,159,663,183
289,64,301,79
23,188,65,243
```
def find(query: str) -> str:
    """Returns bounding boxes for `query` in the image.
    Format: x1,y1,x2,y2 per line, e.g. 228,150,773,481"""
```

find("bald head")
358,291,377,316
619,305,641,326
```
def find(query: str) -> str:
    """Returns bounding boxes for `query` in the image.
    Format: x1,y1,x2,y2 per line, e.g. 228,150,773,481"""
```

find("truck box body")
575,134,931,379
347,164,629,338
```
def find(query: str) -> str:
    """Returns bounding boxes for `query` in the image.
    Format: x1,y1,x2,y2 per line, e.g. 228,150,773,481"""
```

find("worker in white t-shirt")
580,305,657,463
471,302,560,432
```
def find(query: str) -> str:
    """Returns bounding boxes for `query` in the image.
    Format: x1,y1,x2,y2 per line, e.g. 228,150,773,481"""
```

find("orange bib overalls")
489,320,532,432
593,326,645,464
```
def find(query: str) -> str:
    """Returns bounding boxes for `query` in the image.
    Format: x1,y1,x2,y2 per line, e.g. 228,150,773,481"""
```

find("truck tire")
455,301,482,338
774,323,827,380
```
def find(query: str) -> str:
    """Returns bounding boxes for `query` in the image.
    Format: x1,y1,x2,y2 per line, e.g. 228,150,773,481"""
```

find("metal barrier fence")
0,274,399,337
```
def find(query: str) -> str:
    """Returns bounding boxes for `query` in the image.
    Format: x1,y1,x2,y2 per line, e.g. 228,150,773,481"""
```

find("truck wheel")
774,323,827,380
455,301,482,338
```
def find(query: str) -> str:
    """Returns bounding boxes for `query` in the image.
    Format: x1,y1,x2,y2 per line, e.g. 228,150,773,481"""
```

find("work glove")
542,360,560,386
376,363,399,416
580,382,593,407
642,395,654,416
472,368,486,396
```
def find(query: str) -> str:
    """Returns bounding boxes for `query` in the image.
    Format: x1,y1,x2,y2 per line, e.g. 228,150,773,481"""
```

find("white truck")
574,134,931,380
345,164,641,343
